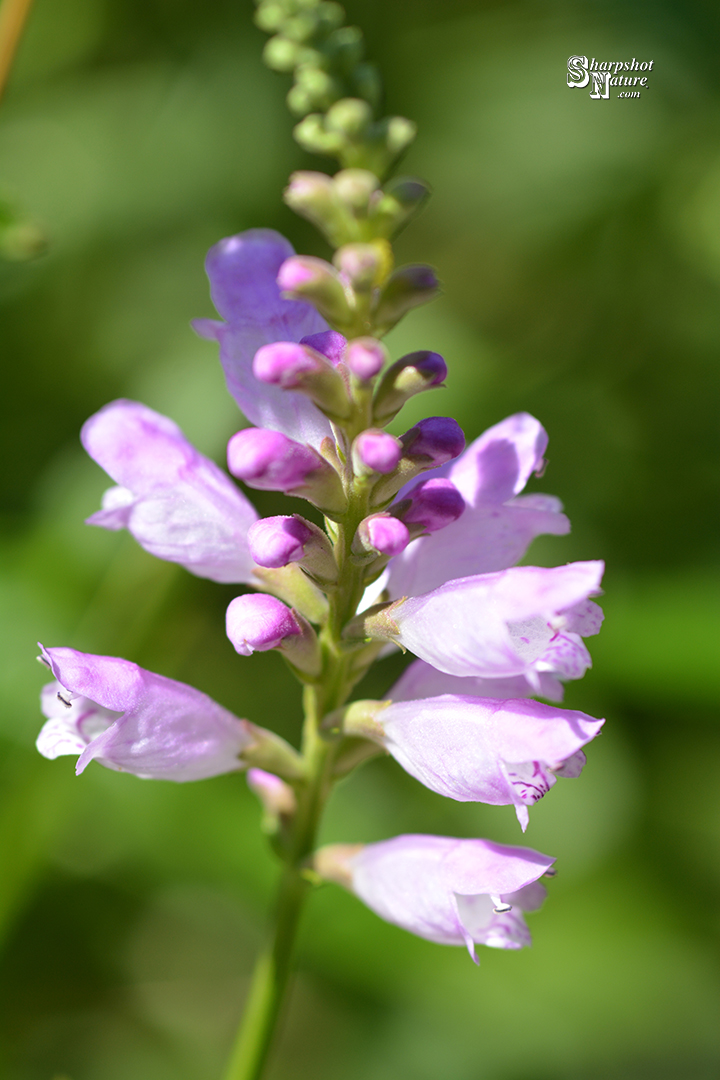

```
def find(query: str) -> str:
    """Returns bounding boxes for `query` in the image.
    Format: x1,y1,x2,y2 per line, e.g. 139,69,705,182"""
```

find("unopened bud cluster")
254,0,416,175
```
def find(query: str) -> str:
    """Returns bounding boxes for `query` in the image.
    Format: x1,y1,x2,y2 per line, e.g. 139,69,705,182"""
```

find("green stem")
222,867,309,1080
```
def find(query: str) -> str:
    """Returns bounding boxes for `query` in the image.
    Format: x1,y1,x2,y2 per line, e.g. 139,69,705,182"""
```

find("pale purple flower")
226,594,302,656
314,834,553,961
382,413,570,599
359,561,604,687
37,645,253,781
81,400,259,584
389,658,564,704
345,695,604,829
193,230,332,448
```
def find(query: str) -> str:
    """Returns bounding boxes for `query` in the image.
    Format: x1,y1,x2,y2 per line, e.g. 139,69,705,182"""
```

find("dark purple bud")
355,513,410,558
227,429,321,492
248,516,314,568
300,330,347,366
373,351,448,424
400,417,465,467
353,429,403,475
226,594,302,656
393,478,465,533
346,337,387,380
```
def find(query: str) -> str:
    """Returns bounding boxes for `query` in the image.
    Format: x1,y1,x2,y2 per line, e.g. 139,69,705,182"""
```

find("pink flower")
359,561,604,689
37,645,255,781
342,695,604,829
82,400,259,584
314,834,554,962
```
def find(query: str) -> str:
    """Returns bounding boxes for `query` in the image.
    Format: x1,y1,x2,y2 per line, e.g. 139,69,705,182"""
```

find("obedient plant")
35,3,605,1078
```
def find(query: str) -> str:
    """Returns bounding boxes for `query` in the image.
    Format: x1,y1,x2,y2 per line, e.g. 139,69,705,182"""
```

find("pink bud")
346,338,387,380
277,256,321,291
359,514,410,557
227,428,322,492
400,416,465,467
247,768,297,817
226,594,302,656
394,478,465,532
253,342,324,388
354,429,403,474
248,516,314,569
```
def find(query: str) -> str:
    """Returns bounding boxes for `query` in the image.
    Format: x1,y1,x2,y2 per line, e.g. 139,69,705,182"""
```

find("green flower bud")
333,240,392,291
334,168,379,209
325,97,373,137
263,35,301,73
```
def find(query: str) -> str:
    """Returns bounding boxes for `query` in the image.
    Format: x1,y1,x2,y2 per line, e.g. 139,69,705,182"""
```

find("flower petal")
82,400,259,584
195,230,332,447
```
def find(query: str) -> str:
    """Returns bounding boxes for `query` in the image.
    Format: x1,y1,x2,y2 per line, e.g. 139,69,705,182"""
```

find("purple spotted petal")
372,694,603,826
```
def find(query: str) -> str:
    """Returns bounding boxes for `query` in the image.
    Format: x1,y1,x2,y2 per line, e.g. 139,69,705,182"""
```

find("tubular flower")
314,834,554,962
192,229,332,448
35,645,299,782
357,561,604,688
341,695,604,829
82,400,260,584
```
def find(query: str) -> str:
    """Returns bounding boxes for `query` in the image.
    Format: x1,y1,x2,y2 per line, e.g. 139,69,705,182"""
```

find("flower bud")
333,241,392,291
345,337,387,380
248,515,314,568
226,594,302,655
252,342,351,420
277,255,353,328
334,168,380,209
300,330,347,366
372,265,440,335
390,478,465,534
226,594,321,675
353,513,410,558
248,515,338,585
372,351,447,424
325,97,373,138
247,768,297,831
352,429,403,475
284,172,354,248
227,428,347,514
400,416,466,467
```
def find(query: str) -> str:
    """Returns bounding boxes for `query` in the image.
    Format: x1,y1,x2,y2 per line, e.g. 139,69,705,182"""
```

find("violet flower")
82,400,259,584
314,834,554,961
38,645,257,781
342,695,604,829
356,560,604,688
389,658,565,704
193,229,332,448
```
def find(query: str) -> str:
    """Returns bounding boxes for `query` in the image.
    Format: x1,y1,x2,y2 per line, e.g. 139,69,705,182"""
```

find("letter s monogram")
567,55,589,88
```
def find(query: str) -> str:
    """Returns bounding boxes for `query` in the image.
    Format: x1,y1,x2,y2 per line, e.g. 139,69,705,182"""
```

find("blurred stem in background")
0,0,34,103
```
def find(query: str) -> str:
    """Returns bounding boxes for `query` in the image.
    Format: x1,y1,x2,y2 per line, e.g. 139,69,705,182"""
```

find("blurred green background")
1,0,719,1077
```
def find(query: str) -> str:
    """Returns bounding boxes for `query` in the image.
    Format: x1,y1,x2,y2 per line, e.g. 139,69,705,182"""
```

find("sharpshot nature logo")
567,55,654,100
